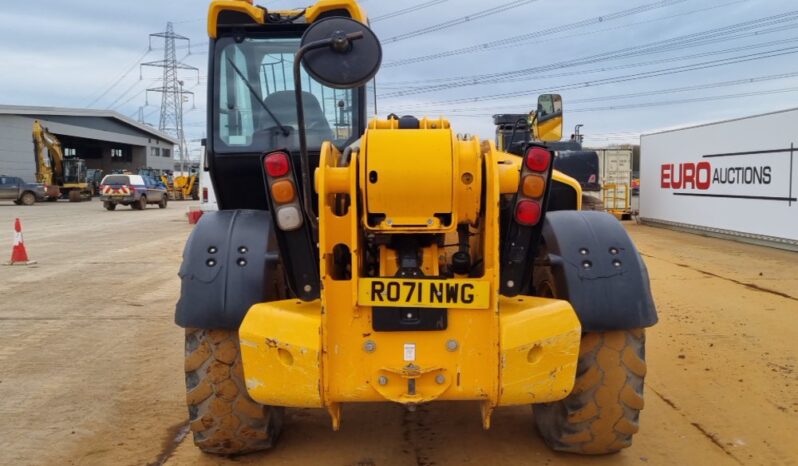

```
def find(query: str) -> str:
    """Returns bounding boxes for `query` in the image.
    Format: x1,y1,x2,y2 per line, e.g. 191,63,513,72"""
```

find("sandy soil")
0,201,795,466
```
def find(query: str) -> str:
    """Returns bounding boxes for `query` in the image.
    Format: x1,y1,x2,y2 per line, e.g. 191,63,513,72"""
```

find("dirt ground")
0,200,795,466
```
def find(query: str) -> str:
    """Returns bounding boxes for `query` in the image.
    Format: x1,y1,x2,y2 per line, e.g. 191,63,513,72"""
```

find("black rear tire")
20,192,36,206
534,330,646,455
532,260,647,455
159,195,168,209
133,196,146,210
104,202,116,211
185,328,283,455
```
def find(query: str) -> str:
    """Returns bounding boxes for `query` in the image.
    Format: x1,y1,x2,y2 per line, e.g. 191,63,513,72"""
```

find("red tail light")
525,147,551,172
264,152,290,177
515,199,541,226
202,187,208,202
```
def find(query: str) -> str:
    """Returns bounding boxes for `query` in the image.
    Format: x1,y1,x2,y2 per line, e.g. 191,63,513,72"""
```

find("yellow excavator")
32,120,92,202
174,0,657,457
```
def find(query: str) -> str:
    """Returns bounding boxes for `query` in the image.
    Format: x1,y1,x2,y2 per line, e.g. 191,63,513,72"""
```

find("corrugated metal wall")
0,115,36,181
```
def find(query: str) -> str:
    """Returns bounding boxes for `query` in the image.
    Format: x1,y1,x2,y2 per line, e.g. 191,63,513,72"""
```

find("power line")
105,79,145,110
573,87,798,112
84,47,150,108
137,0,737,62
385,35,798,111
403,69,798,114
386,45,798,109
371,0,448,23
449,86,798,117
110,79,162,111
382,0,538,44
379,11,798,97
383,0,689,67
381,32,798,97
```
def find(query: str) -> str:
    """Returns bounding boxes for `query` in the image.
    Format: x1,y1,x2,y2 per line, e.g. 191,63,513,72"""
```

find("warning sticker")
403,343,416,362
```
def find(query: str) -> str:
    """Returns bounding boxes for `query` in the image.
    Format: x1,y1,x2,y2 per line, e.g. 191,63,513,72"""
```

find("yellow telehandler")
173,168,200,200
175,0,657,456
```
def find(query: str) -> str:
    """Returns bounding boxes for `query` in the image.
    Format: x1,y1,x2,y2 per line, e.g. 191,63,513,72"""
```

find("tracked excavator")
32,120,92,202
175,0,657,456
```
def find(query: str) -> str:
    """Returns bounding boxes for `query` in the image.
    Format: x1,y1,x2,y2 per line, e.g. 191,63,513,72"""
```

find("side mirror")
533,94,563,142
300,17,382,89
293,17,382,230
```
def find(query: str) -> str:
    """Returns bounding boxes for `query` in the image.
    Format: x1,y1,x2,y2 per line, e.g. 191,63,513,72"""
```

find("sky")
2,0,797,159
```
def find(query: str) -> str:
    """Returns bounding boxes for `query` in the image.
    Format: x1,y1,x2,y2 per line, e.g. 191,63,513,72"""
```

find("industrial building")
0,105,177,181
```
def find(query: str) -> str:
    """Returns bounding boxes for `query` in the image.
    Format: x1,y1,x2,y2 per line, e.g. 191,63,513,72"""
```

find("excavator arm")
32,120,64,187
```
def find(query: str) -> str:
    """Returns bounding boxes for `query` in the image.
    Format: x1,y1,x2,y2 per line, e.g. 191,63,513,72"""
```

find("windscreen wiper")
226,57,290,136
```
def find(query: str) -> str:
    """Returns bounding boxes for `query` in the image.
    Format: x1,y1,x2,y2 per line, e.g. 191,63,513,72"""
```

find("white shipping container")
595,148,633,187
640,108,798,249
584,148,633,211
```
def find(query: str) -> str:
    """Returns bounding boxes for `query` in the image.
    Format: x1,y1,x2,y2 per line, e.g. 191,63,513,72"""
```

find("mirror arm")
504,117,528,152
294,32,365,231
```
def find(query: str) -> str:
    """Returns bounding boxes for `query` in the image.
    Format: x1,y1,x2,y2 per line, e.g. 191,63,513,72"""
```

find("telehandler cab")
176,0,657,456
494,112,604,211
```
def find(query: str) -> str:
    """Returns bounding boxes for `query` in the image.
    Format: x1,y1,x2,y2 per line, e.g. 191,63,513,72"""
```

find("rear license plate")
358,278,490,309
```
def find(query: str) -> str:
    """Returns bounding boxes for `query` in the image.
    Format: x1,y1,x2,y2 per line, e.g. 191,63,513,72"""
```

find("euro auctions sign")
660,155,778,197
640,109,798,246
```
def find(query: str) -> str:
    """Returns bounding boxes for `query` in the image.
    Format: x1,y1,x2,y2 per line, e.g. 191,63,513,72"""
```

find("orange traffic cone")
5,218,36,266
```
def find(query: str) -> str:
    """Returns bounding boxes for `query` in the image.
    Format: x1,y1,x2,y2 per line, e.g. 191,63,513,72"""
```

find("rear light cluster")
264,152,302,231
514,146,551,226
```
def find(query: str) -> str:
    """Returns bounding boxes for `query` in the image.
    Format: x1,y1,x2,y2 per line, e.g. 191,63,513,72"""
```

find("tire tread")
184,328,283,455
534,329,646,455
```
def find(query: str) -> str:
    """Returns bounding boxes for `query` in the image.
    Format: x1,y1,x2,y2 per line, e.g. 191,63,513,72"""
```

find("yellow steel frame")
214,0,585,431
239,118,581,430
602,183,632,220
207,0,367,39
